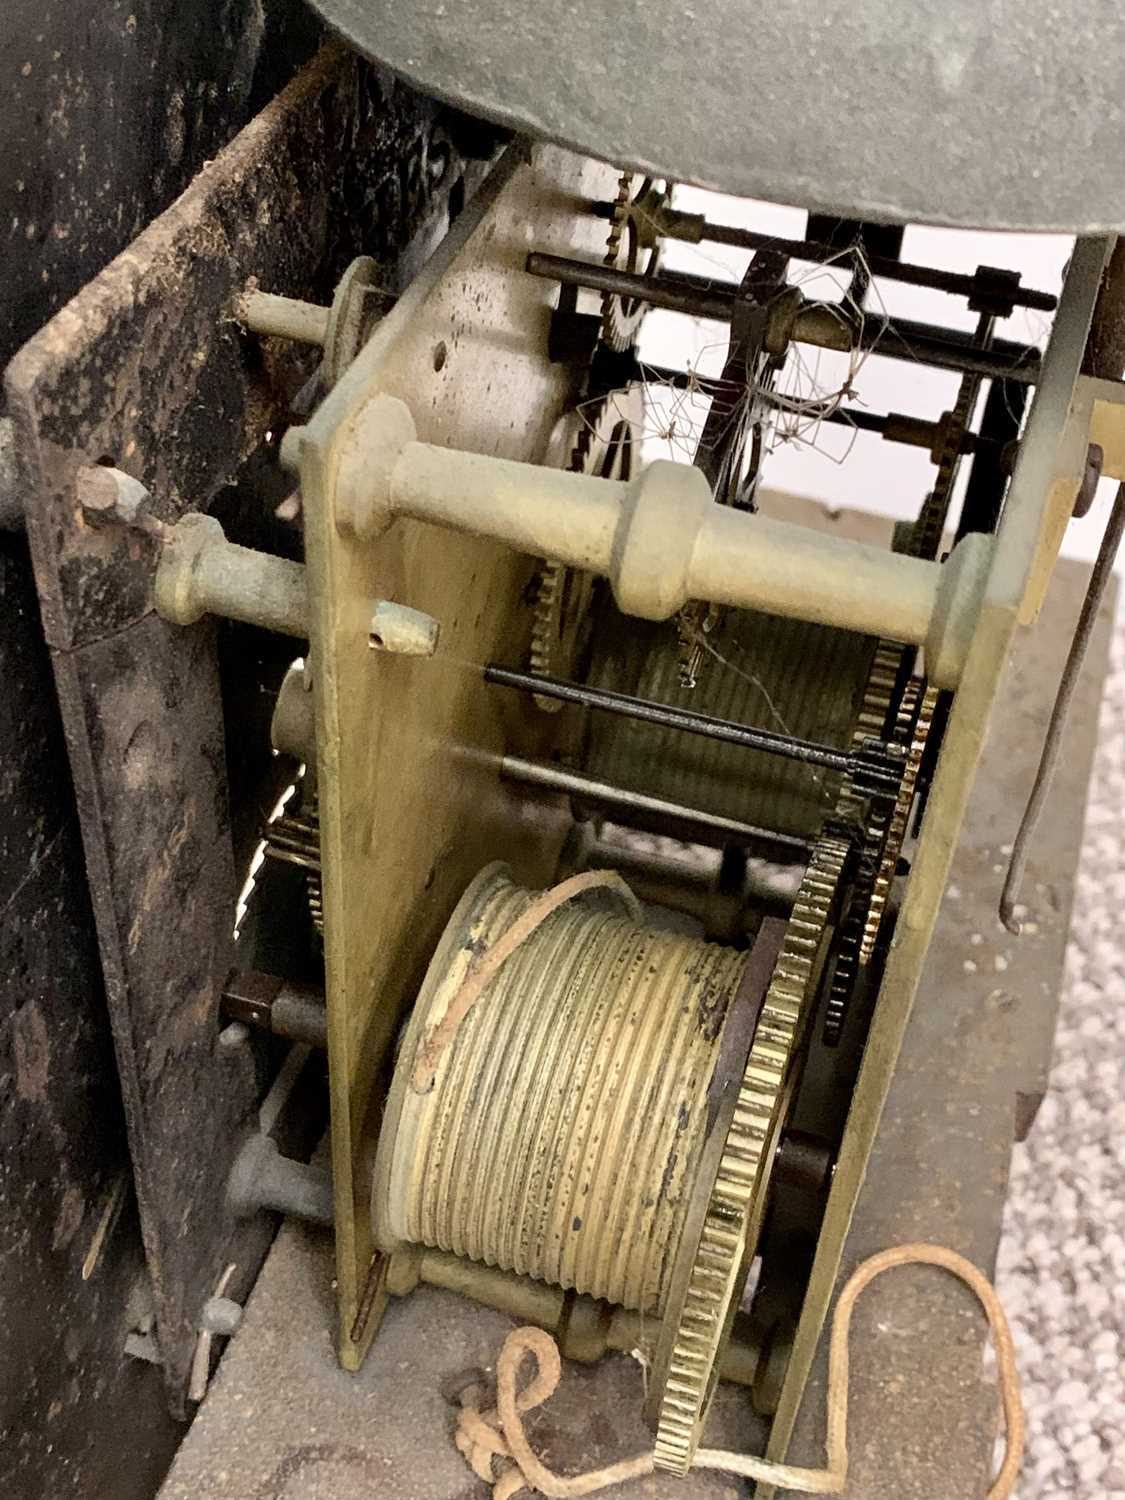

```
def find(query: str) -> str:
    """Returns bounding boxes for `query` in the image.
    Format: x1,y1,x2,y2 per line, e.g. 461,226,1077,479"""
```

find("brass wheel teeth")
909,367,979,564
845,637,938,967
823,643,935,1046
601,171,643,353
307,868,324,935
601,171,667,353
570,408,596,473
653,833,849,1474
527,405,598,702
263,805,324,937
528,561,566,683
858,679,938,966
603,170,630,265
530,171,658,686
850,639,903,746
843,510,943,967
528,389,638,698
530,414,584,690
303,791,325,938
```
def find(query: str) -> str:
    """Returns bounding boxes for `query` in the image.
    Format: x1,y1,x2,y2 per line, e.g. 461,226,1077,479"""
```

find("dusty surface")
5,44,469,1415
783,556,1114,1498
161,556,1111,1496
160,1220,752,1499
995,619,1125,1499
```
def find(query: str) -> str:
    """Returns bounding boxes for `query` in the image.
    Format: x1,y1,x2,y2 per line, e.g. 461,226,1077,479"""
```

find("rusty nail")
76,465,168,540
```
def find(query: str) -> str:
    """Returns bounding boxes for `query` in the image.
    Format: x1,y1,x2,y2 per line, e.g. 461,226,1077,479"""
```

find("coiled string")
452,1241,1024,1499
411,871,638,1093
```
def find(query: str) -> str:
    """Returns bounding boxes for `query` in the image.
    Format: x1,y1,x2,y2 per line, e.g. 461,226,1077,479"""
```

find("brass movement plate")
297,148,620,1366
761,235,1111,1486
299,135,1111,1459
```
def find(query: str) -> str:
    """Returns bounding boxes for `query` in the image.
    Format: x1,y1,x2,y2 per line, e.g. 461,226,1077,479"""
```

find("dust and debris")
51,1183,86,1251
165,90,186,166
5,40,478,1419
13,999,51,1101
693,974,727,1041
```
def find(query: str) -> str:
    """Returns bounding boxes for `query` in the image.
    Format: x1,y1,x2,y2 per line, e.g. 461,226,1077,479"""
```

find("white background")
637,186,1118,568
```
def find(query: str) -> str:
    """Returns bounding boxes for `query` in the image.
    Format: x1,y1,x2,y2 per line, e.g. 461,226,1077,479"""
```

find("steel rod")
237,289,330,346
222,971,328,1049
262,844,319,873
789,304,1038,384
526,253,1041,383
528,250,732,318
1000,481,1125,933
500,754,810,856
487,664,852,770
639,363,995,455
588,204,1056,313
853,311,1037,383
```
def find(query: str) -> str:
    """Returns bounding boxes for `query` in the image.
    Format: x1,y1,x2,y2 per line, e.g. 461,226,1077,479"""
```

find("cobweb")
570,242,893,494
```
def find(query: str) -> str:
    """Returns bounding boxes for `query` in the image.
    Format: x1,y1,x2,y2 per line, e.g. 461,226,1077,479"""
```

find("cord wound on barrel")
375,863,753,1317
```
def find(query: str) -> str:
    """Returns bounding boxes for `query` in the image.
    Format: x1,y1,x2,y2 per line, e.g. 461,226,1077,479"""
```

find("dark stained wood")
5,44,471,1415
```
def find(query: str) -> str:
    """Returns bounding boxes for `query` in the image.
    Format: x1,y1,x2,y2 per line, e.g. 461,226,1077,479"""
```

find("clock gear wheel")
651,830,851,1472
528,385,644,709
601,171,669,352
822,652,936,1047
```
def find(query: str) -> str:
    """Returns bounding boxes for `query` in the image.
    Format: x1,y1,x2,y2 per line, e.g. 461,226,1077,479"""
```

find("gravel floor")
996,628,1125,1498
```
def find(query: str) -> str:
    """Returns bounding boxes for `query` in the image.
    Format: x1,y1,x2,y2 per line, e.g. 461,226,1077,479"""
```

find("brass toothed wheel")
529,387,643,707
650,832,849,1473
528,561,589,706
859,679,938,966
601,172,668,352
262,804,324,937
